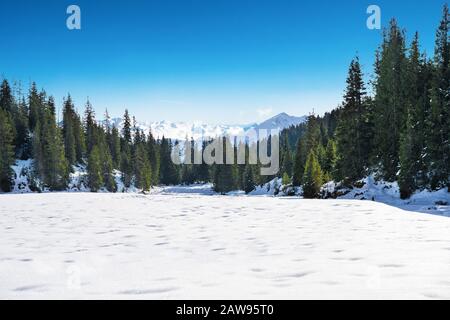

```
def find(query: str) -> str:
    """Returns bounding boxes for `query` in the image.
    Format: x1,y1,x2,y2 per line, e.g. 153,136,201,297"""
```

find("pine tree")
120,148,133,188
316,143,327,174
243,165,255,194
427,4,450,191
280,132,293,177
213,164,235,194
159,137,179,185
398,32,431,197
135,143,152,191
304,114,321,154
292,138,304,187
122,109,132,144
87,145,103,192
62,96,77,166
62,95,85,165
84,100,96,153
47,96,56,116
34,105,69,191
15,97,31,159
28,82,41,132
0,80,29,159
399,110,416,198
0,109,15,192
0,80,14,113
213,137,236,193
373,19,408,181
324,139,337,179
302,150,323,199
109,125,121,168
32,120,44,182
101,144,117,192
335,58,371,184
147,131,160,185
282,172,291,186
195,140,210,183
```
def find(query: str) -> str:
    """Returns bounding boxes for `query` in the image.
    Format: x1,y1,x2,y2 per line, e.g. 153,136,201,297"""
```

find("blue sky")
0,0,446,123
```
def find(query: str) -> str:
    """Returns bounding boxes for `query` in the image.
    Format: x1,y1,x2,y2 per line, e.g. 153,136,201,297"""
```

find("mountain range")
108,112,307,141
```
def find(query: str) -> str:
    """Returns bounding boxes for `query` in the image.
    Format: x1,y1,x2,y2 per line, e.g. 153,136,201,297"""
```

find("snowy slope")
106,112,306,141
1,193,450,299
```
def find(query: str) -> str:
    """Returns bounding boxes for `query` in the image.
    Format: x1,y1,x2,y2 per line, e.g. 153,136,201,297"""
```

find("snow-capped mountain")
107,112,307,141
255,112,308,130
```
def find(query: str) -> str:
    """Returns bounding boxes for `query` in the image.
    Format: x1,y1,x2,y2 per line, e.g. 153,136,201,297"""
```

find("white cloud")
256,107,274,119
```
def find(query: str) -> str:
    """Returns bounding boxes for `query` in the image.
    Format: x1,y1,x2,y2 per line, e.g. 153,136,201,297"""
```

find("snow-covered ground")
323,176,450,217
1,193,450,299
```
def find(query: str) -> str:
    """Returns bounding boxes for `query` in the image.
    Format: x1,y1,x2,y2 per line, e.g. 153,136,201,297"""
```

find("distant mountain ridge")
107,112,307,141
255,112,307,130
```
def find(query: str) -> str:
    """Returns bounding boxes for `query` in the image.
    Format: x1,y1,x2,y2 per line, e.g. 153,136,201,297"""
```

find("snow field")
1,193,450,299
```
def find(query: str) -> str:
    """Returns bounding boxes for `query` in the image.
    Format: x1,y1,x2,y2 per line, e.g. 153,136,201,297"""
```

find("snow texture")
1,193,450,299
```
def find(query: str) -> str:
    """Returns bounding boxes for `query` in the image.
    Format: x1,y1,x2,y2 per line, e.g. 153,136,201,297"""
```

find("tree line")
279,5,449,199
0,79,270,194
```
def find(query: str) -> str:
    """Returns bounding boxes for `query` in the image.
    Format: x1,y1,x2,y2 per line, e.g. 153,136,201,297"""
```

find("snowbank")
323,175,450,217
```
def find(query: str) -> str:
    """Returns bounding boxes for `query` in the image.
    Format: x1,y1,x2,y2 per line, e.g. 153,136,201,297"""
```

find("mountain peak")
106,112,307,141
256,113,307,130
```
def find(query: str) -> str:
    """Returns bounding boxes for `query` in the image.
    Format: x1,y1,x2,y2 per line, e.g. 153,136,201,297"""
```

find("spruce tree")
122,109,132,144
28,82,41,131
304,114,321,155
159,137,179,185
399,33,431,197
110,125,121,168
43,110,69,190
15,97,30,159
373,19,408,181
427,4,450,190
282,172,291,186
33,105,69,191
324,139,337,180
120,147,133,188
135,143,152,191
302,150,323,199
0,80,29,159
101,142,117,192
84,100,96,153
0,109,15,192
62,96,77,166
195,140,210,183
47,96,56,116
147,131,160,185
292,138,304,187
213,137,236,193
399,110,416,198
0,80,14,113
243,165,255,194
87,145,103,192
335,58,371,184
280,132,293,177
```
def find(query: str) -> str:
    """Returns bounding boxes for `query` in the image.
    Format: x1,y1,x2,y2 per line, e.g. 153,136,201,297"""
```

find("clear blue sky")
0,0,446,123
